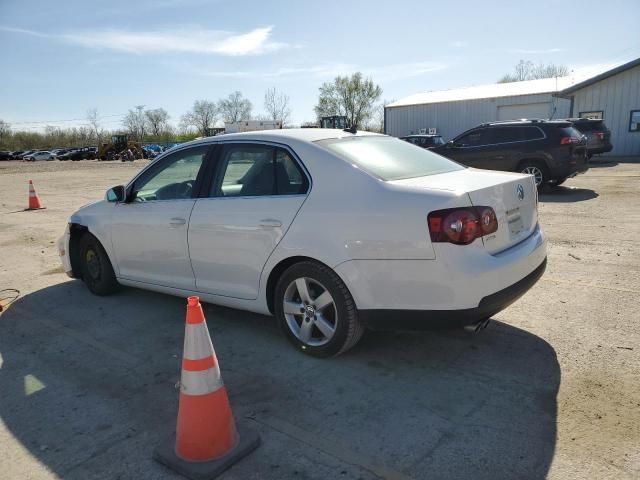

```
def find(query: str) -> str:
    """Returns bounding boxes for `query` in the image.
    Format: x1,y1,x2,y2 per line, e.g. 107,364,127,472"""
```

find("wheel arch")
69,223,117,279
516,157,551,171
265,256,348,315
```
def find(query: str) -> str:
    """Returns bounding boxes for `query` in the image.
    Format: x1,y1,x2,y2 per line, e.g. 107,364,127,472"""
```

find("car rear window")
317,136,464,181
573,120,604,132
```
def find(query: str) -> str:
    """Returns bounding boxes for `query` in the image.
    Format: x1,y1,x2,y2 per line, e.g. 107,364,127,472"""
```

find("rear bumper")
588,143,613,155
360,258,546,330
336,223,547,314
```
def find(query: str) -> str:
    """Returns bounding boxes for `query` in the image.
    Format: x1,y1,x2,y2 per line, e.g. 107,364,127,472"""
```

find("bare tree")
498,60,569,83
263,87,291,126
123,105,146,142
86,108,104,144
145,108,170,136
314,72,382,128
219,91,252,124
180,100,218,136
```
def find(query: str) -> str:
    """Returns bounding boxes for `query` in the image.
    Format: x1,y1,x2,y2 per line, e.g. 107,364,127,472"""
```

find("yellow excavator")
97,134,146,161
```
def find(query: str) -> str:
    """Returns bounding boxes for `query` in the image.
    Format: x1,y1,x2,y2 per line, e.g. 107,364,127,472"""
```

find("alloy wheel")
283,277,337,347
522,166,543,186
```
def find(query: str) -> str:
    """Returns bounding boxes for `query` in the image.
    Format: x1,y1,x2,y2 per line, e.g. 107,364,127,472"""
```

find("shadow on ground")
0,281,560,480
540,186,599,203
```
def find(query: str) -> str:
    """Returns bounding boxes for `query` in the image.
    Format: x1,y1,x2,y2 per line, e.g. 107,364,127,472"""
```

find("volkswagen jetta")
58,129,547,357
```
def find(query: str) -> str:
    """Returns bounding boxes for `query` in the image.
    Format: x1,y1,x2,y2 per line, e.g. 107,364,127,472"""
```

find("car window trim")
124,144,215,203
205,140,312,199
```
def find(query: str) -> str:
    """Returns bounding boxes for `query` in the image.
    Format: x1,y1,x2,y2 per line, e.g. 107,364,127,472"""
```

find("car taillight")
428,206,498,245
560,136,581,145
593,132,604,140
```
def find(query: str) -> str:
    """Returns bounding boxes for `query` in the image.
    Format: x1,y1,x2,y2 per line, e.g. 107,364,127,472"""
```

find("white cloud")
187,61,448,81
449,41,468,48
0,25,288,56
508,48,564,54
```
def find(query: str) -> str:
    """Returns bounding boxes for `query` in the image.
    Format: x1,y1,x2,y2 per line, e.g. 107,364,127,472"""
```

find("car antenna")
343,125,357,134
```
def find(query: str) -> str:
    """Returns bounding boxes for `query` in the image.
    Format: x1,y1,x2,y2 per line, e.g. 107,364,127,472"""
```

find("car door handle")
169,217,186,227
259,219,282,228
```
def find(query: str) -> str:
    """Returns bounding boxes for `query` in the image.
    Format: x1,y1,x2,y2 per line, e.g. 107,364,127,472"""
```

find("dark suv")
432,120,588,187
566,118,613,158
401,134,445,149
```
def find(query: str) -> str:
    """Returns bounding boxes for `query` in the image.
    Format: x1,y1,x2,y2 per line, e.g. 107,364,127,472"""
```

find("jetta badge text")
516,184,525,201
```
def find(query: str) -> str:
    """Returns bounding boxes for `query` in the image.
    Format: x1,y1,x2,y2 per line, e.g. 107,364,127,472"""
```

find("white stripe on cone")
180,367,224,395
183,322,216,360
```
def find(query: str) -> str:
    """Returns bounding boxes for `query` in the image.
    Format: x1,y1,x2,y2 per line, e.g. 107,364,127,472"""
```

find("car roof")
183,128,383,147
402,134,442,137
480,119,571,127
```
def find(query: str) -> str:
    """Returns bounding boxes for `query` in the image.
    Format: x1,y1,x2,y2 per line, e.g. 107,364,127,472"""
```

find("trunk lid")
390,168,538,254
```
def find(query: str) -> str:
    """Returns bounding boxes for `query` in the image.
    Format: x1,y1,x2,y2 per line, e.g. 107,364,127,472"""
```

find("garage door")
497,103,550,121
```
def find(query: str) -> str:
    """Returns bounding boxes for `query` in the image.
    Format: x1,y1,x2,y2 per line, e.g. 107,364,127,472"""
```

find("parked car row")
401,117,613,188
0,147,99,161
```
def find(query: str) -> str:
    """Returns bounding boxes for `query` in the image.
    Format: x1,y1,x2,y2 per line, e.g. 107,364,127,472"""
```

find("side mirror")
106,185,125,203
447,140,456,148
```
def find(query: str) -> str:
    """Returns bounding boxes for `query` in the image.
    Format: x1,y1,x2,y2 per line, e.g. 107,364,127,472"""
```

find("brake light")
593,132,604,140
560,136,581,145
428,206,498,245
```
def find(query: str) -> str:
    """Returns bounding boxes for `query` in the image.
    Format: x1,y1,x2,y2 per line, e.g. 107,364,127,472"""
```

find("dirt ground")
0,158,638,480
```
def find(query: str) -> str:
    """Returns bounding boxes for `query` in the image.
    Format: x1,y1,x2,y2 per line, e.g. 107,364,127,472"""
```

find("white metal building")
385,77,574,141
559,58,640,156
385,58,640,156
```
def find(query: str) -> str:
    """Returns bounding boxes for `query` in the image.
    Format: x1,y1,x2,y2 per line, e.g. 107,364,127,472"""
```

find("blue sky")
1,0,639,131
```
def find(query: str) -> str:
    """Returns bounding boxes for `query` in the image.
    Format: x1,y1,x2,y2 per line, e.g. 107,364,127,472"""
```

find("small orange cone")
27,180,45,210
154,296,260,479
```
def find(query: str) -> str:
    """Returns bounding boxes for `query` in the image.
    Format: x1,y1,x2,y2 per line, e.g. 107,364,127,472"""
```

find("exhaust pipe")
464,318,491,333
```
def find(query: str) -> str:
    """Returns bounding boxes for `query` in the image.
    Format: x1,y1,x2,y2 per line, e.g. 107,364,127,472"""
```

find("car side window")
275,148,309,194
214,144,308,197
132,146,208,202
454,130,486,147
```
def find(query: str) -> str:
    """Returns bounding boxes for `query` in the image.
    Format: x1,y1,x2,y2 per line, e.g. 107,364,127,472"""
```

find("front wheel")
79,233,119,295
274,261,364,358
519,161,549,189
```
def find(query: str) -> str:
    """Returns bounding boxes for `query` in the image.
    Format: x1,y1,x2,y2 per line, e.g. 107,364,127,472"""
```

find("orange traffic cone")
154,296,260,479
27,180,45,210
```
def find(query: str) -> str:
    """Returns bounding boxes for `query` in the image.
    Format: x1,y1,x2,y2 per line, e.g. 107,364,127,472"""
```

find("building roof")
560,57,640,95
386,57,640,108
386,76,579,108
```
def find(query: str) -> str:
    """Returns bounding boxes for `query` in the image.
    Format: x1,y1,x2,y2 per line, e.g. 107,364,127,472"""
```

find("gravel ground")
0,158,638,480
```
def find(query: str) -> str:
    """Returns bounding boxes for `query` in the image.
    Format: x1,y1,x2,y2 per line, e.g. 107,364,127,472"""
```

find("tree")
314,72,382,129
123,105,146,142
0,120,11,147
263,87,291,126
498,60,569,83
219,91,252,124
86,108,103,144
145,108,170,136
180,100,218,136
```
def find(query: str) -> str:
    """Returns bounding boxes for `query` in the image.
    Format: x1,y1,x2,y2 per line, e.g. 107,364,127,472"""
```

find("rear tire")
518,160,549,189
79,233,119,295
274,261,364,358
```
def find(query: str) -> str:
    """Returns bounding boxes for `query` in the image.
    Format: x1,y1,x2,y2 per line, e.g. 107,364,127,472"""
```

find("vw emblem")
516,184,525,201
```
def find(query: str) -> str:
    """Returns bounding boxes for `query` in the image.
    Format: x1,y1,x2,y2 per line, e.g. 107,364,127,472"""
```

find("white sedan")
24,151,55,161
58,129,547,357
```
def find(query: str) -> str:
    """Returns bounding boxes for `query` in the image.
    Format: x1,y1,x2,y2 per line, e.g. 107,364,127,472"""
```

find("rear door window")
213,144,309,197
